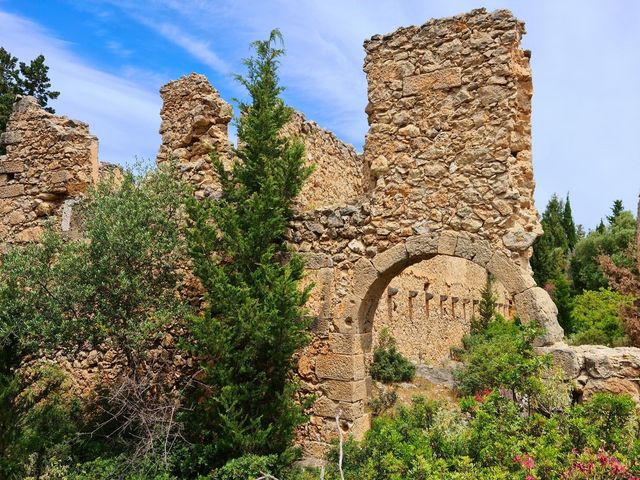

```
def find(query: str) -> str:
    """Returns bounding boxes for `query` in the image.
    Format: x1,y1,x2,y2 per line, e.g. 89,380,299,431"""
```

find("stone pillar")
157,73,233,199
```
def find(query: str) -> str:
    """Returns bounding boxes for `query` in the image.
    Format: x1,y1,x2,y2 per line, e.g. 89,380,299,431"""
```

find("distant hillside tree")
185,30,313,471
0,48,59,153
531,194,574,286
571,203,636,293
563,194,578,251
531,194,578,333
607,199,625,225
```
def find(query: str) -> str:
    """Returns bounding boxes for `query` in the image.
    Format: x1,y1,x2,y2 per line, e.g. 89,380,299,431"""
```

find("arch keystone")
406,233,439,257
438,232,459,255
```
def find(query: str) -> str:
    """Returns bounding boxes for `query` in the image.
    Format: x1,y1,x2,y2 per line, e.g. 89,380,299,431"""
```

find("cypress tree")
531,194,570,286
562,194,577,251
478,274,497,327
186,30,313,468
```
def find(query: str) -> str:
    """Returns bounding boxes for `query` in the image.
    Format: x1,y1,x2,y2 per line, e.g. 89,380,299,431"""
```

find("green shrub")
0,164,191,477
211,454,277,480
316,393,640,480
370,329,416,384
569,288,633,346
454,317,551,404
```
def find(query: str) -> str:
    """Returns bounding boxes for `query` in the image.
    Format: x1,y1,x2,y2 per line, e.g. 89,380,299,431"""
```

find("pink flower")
515,454,535,470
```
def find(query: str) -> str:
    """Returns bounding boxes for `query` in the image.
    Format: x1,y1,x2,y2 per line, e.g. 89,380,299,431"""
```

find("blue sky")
0,0,638,229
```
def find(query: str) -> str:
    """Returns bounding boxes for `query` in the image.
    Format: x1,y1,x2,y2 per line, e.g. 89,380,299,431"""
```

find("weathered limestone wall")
372,256,511,364
157,74,364,209
157,73,233,199
284,112,364,210
0,96,99,249
363,8,540,266
541,343,640,403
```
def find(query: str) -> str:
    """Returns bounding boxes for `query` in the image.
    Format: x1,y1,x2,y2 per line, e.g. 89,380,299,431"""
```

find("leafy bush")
211,454,278,480
454,317,551,405
370,329,416,384
0,164,191,477
314,393,640,480
570,288,633,346
571,210,637,292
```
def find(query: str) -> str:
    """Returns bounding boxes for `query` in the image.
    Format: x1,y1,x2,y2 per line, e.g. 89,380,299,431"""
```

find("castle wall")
284,112,364,210
0,96,98,250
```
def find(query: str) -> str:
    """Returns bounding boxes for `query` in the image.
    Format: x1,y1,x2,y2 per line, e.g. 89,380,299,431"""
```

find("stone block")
333,295,357,333
300,252,333,269
315,353,366,381
405,233,438,258
437,232,458,255
329,333,372,355
372,243,408,273
538,342,582,378
454,233,477,260
313,397,365,421
14,226,43,243
324,379,369,402
353,258,379,299
0,184,24,198
471,240,494,267
403,67,462,96
514,286,564,345
0,130,21,145
583,378,640,403
0,160,25,173
349,413,372,441
302,440,331,460
486,251,535,294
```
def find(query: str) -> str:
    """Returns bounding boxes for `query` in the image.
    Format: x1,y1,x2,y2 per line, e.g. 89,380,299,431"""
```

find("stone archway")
295,227,564,457
351,233,562,344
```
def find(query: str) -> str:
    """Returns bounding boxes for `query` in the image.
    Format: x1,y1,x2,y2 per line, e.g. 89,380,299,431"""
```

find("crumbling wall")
363,8,541,267
283,112,364,209
0,96,98,249
157,74,364,209
157,73,233,199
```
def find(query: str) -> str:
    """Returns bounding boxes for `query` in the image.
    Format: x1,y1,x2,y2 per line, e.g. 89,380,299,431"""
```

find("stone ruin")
1,7,639,459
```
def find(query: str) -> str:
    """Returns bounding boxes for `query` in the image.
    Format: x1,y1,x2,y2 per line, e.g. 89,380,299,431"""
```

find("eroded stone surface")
0,96,99,251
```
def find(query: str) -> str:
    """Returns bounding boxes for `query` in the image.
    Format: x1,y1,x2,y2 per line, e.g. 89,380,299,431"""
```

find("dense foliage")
531,195,639,345
183,29,313,473
370,329,416,384
0,47,59,153
312,392,640,480
454,316,551,406
0,165,191,479
570,288,634,346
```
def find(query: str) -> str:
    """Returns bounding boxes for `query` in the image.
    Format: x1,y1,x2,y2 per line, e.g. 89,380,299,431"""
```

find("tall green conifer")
563,194,577,251
186,30,313,469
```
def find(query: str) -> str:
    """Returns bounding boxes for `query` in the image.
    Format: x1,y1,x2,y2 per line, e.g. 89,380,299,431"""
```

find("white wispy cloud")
152,22,230,75
0,10,162,164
